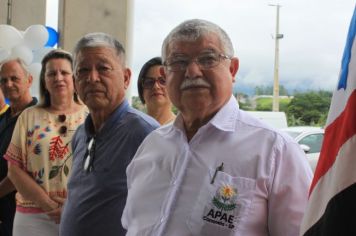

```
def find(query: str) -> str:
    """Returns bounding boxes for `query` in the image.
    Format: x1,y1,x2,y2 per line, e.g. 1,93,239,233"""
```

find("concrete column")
0,0,46,98
58,0,133,100
0,0,46,30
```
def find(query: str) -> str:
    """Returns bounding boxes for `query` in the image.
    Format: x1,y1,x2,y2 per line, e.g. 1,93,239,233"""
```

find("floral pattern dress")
4,106,88,213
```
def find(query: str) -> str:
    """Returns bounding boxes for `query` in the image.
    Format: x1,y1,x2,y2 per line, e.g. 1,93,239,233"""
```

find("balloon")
28,63,42,81
32,47,54,63
45,26,59,47
23,25,49,50
0,48,10,62
0,25,23,50
11,44,33,65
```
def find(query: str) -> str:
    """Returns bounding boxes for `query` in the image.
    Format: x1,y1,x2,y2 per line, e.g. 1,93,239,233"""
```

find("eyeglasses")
83,137,96,172
58,114,68,136
0,76,21,85
142,77,166,89
164,52,231,72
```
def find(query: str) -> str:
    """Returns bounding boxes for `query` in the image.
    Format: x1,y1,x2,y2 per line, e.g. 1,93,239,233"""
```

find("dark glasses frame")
142,77,166,89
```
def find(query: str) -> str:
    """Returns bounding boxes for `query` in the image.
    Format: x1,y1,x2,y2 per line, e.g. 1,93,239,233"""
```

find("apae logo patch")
203,184,237,229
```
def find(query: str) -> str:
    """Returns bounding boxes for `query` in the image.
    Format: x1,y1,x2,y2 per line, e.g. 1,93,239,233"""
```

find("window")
299,133,324,154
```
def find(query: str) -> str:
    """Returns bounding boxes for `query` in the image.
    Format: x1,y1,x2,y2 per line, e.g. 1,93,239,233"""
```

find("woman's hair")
39,49,80,107
137,57,162,104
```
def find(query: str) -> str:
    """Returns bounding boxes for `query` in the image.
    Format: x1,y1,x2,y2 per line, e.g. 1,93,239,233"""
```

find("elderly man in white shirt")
122,19,313,236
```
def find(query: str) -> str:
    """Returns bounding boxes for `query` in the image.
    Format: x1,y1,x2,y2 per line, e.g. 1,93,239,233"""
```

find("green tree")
256,97,272,111
131,96,146,112
255,97,291,112
254,85,289,96
287,91,332,126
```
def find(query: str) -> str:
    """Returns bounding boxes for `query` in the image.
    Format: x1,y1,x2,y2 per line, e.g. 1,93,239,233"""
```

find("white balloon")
0,48,10,63
28,63,42,81
23,25,49,50
0,25,23,50
11,44,33,65
32,47,53,63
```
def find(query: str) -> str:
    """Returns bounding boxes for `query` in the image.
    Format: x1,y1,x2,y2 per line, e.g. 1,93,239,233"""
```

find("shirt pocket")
186,169,256,236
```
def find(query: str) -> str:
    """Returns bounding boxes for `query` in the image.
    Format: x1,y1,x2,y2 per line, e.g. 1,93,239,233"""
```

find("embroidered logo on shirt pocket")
187,169,256,236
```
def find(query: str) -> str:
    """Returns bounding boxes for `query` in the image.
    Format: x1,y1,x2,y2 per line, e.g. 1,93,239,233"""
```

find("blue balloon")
5,98,10,104
45,26,58,47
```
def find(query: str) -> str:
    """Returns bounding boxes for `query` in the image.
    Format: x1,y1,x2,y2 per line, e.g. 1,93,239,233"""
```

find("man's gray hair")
0,58,30,76
73,32,126,70
161,19,235,61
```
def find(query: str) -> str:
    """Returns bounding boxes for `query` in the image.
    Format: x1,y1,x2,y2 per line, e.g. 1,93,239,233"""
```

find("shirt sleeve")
268,140,313,236
4,110,29,169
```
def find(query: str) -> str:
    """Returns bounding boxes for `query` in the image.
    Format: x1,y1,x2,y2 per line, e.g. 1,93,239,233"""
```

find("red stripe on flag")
309,90,356,195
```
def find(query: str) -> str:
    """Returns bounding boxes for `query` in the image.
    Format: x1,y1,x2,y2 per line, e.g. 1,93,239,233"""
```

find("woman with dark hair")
137,57,175,125
4,49,87,236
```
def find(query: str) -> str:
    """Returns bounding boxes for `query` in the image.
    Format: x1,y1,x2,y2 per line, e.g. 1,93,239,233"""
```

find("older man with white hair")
60,32,159,236
122,19,312,236
0,58,37,236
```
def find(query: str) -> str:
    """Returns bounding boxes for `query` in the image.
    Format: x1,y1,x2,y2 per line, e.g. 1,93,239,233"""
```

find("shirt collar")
0,104,9,114
84,99,129,138
3,97,38,120
168,95,239,135
209,95,239,132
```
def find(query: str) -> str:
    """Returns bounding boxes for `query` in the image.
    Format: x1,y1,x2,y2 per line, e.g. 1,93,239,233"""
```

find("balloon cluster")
0,24,59,81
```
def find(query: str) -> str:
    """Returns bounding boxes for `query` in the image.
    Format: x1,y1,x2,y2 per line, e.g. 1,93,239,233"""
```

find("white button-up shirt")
122,96,313,236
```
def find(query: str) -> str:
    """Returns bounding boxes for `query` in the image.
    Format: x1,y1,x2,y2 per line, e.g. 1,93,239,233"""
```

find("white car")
281,126,325,172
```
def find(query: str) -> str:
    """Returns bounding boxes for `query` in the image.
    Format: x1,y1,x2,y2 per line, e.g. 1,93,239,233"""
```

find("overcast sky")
47,0,355,95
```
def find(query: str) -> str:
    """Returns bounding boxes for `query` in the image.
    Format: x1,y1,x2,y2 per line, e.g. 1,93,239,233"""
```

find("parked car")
281,126,325,172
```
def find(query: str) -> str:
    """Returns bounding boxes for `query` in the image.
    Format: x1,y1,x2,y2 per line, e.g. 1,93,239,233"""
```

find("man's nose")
184,60,202,78
87,69,100,82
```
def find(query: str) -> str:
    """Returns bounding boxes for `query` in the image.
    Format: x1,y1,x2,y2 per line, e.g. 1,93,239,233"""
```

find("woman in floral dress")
5,49,87,236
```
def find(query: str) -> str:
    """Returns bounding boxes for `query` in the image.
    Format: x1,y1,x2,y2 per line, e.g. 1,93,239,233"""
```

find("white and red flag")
300,6,356,236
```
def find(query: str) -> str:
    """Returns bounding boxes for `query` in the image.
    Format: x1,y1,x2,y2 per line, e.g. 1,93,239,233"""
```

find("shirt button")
160,217,165,223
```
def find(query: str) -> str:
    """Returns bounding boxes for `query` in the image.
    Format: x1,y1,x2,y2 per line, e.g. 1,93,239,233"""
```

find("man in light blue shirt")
60,32,159,236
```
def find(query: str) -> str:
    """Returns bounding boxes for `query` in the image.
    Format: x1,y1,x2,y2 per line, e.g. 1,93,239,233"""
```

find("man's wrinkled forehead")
75,47,122,66
0,61,24,76
166,34,222,57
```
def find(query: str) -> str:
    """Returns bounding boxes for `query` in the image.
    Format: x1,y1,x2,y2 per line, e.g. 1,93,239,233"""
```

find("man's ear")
124,68,131,89
229,57,239,82
27,74,33,87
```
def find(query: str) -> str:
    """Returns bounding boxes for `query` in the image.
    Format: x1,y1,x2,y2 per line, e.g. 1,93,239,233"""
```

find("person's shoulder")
74,105,90,118
0,112,4,123
126,107,160,129
18,105,42,117
236,109,277,132
236,109,296,144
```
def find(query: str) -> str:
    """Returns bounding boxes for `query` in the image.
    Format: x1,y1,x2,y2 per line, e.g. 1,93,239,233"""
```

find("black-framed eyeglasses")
142,77,166,89
58,114,68,136
163,52,231,72
83,137,96,172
